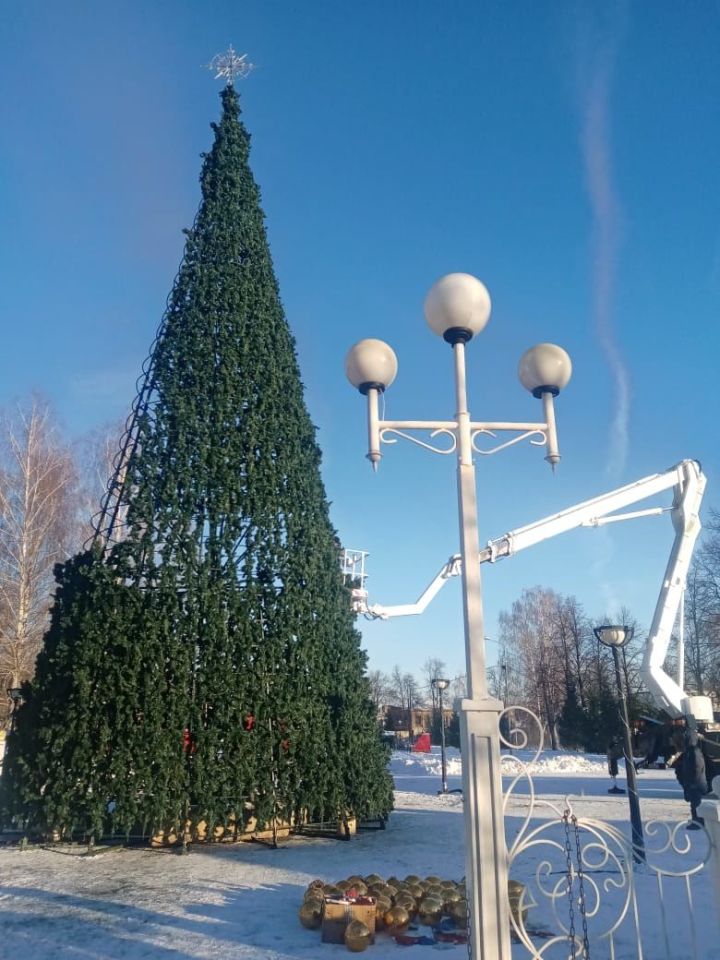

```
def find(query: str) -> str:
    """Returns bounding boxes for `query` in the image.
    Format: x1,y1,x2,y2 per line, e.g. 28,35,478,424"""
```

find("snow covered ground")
0,747,718,959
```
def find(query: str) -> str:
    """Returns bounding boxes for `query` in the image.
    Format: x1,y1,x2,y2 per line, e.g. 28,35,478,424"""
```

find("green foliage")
430,710,443,746
558,677,657,755
557,682,587,751
446,712,461,749
584,684,625,754
1,85,392,838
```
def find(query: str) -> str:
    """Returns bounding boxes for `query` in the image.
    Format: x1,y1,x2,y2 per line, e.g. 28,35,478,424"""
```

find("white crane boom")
360,555,462,619
641,461,707,719
360,459,707,720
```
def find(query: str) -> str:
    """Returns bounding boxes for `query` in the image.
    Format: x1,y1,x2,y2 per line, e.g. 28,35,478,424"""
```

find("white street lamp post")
346,273,572,960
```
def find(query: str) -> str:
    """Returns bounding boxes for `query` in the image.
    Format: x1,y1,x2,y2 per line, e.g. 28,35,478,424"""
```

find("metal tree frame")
91,48,256,554
88,313,166,552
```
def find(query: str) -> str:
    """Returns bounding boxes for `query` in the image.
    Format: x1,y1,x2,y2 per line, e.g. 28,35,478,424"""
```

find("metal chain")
572,814,591,959
466,877,472,960
464,818,591,960
562,810,578,960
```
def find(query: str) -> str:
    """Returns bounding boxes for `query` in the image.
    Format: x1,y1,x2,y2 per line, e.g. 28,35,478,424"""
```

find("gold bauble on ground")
449,899,468,924
443,888,462,909
365,873,383,886
425,884,444,901
346,878,369,895
508,879,529,926
368,883,390,902
344,919,372,953
425,875,442,885
404,874,422,885
417,896,444,926
387,875,402,889
298,897,324,929
394,893,417,918
336,880,352,892
374,896,392,929
384,904,411,933
406,882,424,900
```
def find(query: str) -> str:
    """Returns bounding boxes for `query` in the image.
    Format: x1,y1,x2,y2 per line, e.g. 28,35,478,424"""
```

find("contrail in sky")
579,16,630,478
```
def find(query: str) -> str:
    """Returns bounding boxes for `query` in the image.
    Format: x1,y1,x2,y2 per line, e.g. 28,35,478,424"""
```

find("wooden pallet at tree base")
150,813,357,846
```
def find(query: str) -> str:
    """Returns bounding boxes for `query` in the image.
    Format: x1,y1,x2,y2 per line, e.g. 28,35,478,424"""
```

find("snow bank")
391,746,608,779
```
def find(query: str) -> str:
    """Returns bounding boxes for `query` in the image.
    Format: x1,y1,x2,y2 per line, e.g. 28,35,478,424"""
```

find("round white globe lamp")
518,343,572,398
345,339,398,394
424,273,492,344
594,625,633,649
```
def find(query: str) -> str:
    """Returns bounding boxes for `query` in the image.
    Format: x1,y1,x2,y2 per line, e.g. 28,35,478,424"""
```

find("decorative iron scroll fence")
500,707,716,960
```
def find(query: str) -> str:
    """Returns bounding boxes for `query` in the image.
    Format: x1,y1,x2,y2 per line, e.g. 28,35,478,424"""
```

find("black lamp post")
432,677,452,794
7,687,22,735
499,662,513,751
594,625,646,863
433,681,463,795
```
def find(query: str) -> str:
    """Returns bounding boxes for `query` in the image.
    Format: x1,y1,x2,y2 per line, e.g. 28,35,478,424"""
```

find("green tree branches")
1,85,391,840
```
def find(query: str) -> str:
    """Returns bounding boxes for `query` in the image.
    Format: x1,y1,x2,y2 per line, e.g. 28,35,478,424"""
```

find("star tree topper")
207,46,255,84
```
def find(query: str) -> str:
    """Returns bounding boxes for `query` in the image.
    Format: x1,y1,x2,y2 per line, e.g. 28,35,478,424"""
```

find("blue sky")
1,2,719,683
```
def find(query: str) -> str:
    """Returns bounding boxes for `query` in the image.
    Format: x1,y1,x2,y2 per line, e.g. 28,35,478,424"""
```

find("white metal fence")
502,709,720,960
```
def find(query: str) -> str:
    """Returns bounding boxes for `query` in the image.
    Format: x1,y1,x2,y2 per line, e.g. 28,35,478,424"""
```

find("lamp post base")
458,696,511,960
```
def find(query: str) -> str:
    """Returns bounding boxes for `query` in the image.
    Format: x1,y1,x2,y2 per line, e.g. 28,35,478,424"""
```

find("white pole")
698,793,720,938
453,341,511,960
541,390,560,467
366,387,381,470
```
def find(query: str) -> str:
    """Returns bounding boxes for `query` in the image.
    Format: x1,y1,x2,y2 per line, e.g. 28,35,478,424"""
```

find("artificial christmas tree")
1,64,392,840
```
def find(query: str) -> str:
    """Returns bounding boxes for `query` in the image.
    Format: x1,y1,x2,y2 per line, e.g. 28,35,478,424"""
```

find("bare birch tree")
367,669,392,714
690,510,720,695
421,656,448,712
388,665,423,735
73,419,125,544
499,587,568,749
451,674,467,701
0,398,77,717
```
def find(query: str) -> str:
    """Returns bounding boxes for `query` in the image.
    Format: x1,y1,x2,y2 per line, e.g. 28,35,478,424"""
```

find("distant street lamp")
432,677,455,794
346,272,572,960
594,624,646,863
